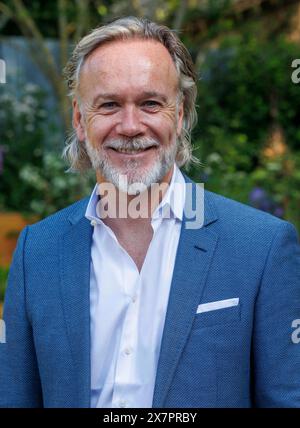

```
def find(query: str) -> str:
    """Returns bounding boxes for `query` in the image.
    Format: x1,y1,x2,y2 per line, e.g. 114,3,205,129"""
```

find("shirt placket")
112,252,140,408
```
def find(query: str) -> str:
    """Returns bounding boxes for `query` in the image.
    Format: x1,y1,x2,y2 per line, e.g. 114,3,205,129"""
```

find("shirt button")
124,347,132,355
132,295,137,303
90,219,97,227
119,400,127,408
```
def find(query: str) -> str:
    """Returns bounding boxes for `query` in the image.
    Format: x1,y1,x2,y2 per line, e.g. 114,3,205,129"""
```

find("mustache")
104,137,159,150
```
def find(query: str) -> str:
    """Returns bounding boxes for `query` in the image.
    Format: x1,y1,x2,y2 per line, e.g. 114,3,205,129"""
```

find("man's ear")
176,101,184,137
72,98,86,142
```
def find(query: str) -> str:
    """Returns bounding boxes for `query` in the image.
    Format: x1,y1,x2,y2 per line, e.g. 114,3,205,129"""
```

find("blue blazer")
1,175,300,407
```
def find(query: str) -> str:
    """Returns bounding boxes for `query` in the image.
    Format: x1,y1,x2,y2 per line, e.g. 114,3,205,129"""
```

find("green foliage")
18,152,94,217
194,35,300,156
0,83,46,211
189,35,300,231
0,267,9,302
0,83,94,218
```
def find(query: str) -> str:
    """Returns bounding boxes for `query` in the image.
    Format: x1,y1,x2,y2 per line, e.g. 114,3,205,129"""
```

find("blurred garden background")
1,0,300,312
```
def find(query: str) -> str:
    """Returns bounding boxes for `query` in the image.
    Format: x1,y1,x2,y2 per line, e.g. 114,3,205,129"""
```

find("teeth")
114,147,152,154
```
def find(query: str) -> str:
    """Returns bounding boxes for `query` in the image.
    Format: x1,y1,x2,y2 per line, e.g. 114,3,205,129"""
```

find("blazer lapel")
152,180,219,408
59,199,93,408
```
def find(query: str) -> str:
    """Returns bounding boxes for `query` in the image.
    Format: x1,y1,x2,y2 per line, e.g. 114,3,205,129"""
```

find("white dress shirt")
85,164,186,408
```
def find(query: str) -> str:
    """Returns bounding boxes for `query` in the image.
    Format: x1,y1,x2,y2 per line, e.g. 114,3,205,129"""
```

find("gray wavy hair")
63,16,199,172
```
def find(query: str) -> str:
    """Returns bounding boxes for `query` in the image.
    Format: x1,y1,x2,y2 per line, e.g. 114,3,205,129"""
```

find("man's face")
73,39,184,191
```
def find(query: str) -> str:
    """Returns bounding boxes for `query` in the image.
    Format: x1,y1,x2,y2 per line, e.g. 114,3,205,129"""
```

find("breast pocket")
192,303,241,330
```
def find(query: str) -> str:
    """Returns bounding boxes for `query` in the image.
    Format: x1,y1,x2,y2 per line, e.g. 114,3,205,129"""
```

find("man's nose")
116,105,145,137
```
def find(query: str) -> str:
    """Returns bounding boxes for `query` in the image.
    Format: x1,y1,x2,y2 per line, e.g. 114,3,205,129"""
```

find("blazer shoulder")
25,196,90,238
182,172,294,234
204,188,296,237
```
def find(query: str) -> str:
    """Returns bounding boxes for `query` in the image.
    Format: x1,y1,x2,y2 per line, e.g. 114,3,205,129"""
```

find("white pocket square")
196,298,239,314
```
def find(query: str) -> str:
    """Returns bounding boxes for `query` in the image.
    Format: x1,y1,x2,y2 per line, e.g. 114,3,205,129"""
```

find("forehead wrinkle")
79,39,180,98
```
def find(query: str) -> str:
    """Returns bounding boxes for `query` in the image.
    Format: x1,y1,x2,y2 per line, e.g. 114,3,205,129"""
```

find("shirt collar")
85,182,101,224
85,164,185,224
151,164,185,221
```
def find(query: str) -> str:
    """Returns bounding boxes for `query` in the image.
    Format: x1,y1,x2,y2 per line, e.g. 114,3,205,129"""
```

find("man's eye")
100,102,118,109
143,100,160,108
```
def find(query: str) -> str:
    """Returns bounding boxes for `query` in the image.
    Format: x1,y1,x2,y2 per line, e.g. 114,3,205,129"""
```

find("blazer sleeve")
0,226,43,407
252,220,300,407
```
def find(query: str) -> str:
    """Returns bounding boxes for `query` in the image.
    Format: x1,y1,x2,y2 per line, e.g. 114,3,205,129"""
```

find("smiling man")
71,36,187,271
76,38,183,190
0,17,300,408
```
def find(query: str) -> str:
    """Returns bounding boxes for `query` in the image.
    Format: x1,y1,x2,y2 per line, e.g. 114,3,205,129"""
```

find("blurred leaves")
0,83,94,217
190,34,300,230
0,267,9,301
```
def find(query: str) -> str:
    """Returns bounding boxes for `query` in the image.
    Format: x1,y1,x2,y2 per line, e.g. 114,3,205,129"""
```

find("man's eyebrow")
91,91,168,105
140,91,168,102
91,93,117,105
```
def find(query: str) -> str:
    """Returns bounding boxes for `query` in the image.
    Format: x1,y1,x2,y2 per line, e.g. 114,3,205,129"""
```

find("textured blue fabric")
0,175,299,408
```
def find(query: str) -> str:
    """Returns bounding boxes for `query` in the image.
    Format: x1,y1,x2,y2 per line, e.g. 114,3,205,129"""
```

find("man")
0,16,300,408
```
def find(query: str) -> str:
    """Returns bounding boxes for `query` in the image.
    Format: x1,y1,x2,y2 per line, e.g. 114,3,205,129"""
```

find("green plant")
0,267,9,302
0,82,52,212
0,82,95,217
188,35,300,233
19,152,94,217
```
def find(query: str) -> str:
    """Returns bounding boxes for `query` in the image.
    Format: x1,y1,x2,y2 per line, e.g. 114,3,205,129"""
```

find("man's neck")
95,165,174,225
94,165,175,272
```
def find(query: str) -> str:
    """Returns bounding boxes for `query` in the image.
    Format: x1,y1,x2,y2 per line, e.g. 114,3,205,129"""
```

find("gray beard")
85,137,178,193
